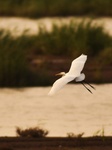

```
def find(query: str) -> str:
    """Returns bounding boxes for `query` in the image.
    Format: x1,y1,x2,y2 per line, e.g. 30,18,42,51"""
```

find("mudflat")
0,136,112,150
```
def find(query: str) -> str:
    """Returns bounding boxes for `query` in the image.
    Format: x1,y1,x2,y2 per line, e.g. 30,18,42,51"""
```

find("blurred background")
0,0,112,137
0,0,111,87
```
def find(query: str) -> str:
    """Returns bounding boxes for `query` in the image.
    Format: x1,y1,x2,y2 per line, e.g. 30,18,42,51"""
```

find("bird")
48,54,95,95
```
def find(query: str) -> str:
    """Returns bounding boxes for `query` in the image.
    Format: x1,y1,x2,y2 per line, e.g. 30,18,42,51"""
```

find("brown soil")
0,136,112,150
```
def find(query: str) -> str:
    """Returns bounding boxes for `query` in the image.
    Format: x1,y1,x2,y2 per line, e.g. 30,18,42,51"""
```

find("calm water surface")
0,17,112,36
0,84,112,137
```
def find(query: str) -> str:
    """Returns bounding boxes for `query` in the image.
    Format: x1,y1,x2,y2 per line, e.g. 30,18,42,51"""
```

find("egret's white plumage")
48,54,87,95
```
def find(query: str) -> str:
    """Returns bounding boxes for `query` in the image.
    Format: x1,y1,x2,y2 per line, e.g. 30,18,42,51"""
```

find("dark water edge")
1,136,112,150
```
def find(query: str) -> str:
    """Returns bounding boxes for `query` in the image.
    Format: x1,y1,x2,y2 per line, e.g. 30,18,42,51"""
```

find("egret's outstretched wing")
48,54,87,95
68,54,87,77
48,75,74,95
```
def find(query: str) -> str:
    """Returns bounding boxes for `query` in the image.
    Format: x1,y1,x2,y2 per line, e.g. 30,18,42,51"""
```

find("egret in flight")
48,54,95,95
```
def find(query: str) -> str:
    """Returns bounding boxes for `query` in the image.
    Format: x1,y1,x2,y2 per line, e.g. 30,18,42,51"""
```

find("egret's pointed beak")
55,73,61,76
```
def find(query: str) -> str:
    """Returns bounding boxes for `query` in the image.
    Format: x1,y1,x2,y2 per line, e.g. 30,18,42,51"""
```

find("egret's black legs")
81,82,93,94
84,81,95,90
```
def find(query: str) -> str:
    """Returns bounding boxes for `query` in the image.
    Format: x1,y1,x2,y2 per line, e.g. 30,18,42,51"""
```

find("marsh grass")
0,31,35,87
93,127,105,139
0,0,112,17
0,21,112,86
32,21,112,57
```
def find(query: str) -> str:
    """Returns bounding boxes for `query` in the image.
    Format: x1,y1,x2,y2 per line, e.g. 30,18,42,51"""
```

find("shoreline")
1,136,112,150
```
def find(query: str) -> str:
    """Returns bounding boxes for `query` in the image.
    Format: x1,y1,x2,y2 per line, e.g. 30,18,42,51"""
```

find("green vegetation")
16,21,111,57
0,31,36,87
67,132,84,138
0,0,112,18
93,127,105,137
16,127,49,138
0,21,112,86
0,30,52,87
16,126,105,138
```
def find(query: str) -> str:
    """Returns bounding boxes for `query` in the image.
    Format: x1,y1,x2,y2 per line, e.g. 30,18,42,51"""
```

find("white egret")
48,54,95,95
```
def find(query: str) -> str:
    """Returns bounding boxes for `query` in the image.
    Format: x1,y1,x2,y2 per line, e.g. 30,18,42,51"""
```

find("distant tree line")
0,0,112,18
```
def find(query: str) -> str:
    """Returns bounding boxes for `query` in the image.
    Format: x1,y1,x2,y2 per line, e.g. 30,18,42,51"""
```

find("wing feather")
68,54,87,76
48,75,74,95
48,54,87,95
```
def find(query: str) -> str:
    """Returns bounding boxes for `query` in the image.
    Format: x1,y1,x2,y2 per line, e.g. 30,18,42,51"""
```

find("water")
0,17,112,36
0,84,112,137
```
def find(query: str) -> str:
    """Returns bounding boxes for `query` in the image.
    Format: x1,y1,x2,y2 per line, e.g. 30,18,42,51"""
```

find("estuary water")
0,84,112,137
0,17,112,36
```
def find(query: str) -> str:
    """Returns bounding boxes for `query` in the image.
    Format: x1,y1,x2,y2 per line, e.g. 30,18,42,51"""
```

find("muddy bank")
0,137,112,150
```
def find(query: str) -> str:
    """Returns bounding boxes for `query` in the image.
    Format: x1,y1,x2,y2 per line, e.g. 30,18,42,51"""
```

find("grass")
0,0,112,18
67,132,84,138
0,21,112,86
28,21,112,57
0,31,33,87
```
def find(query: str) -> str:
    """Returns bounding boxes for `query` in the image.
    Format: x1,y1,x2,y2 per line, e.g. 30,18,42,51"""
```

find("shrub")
67,132,84,138
16,127,49,138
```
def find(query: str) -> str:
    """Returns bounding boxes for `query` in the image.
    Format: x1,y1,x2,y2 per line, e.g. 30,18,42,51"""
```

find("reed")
34,21,112,57
0,31,33,87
